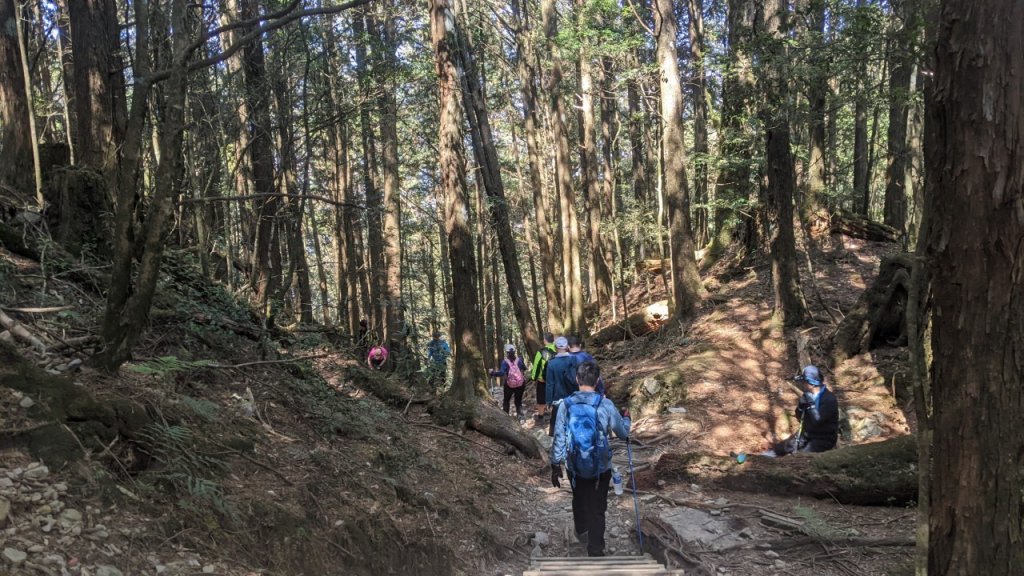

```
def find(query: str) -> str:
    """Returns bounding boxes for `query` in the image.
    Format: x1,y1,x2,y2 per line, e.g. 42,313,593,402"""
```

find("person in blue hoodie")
768,365,839,456
550,360,630,557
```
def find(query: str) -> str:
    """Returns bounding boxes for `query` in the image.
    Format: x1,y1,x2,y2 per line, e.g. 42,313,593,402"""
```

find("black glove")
551,464,563,488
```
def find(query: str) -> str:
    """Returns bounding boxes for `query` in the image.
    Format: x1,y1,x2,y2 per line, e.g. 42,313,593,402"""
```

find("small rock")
59,508,82,527
3,547,28,564
713,497,729,507
37,504,52,515
738,527,754,539
155,566,167,574
0,478,13,488
66,359,83,371
202,566,216,574
709,509,721,516
764,550,780,559
609,526,623,538
95,566,124,576
54,483,68,493
532,531,550,547
756,542,773,550
774,559,788,569
28,544,45,553
23,464,49,480
19,396,36,409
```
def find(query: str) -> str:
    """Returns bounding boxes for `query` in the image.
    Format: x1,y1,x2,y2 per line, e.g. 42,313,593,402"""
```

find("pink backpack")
507,358,525,388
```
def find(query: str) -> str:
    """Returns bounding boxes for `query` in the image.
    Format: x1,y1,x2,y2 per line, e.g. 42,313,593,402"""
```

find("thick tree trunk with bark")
0,0,34,201
687,0,709,248
758,0,806,327
924,1,1024,572
882,0,919,239
377,9,405,349
353,11,383,336
541,0,584,335
804,0,828,219
654,0,705,320
853,0,870,215
66,0,126,192
511,0,561,333
429,0,485,403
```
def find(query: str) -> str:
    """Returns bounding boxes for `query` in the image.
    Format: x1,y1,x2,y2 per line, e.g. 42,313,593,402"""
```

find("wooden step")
524,554,683,575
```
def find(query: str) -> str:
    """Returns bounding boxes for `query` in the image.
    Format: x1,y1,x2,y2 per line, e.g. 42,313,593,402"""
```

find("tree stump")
832,254,913,365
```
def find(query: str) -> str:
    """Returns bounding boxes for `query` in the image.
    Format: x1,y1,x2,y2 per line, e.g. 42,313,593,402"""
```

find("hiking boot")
518,414,526,425
575,531,588,544
587,550,605,557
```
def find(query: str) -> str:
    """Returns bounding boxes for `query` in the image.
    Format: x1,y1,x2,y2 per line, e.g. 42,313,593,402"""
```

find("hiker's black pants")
773,434,836,455
570,469,612,556
502,384,524,416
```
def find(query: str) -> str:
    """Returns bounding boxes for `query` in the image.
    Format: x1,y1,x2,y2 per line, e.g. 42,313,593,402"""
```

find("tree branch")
176,193,365,211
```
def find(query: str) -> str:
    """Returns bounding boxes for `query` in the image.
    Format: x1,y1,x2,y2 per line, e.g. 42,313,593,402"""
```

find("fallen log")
0,310,47,353
636,258,672,275
467,401,544,459
830,211,901,243
645,435,917,506
589,300,669,347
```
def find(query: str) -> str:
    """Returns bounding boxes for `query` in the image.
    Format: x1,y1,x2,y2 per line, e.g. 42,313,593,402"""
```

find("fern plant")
128,355,217,377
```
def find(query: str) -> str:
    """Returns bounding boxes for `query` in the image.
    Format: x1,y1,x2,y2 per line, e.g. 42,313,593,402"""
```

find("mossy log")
832,254,913,365
0,342,151,466
645,435,917,506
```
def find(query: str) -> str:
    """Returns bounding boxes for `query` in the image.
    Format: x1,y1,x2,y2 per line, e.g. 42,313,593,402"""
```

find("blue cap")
802,365,822,386
554,336,569,349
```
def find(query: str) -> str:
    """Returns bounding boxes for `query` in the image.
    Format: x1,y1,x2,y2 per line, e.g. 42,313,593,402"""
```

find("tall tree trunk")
455,4,543,355
804,0,828,220
758,0,806,328
924,1,1024,572
99,0,189,371
353,10,384,336
0,0,35,201
376,8,405,349
713,0,756,253
687,0,709,247
627,55,649,207
541,0,585,336
575,11,611,311
220,0,255,257
510,0,561,333
67,0,126,193
882,0,919,239
653,0,705,319
853,0,870,214
236,0,281,320
599,55,618,315
429,0,486,402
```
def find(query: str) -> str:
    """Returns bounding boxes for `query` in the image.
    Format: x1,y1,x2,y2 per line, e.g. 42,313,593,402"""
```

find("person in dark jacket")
544,336,578,435
769,365,839,456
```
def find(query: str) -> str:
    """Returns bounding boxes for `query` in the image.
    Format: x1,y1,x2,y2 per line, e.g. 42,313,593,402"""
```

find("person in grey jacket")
550,360,630,557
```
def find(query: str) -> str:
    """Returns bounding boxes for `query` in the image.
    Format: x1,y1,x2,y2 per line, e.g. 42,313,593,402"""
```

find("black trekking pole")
626,433,644,553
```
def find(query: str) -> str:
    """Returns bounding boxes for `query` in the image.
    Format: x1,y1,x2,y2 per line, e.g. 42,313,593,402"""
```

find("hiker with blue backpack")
550,360,631,557
490,344,529,422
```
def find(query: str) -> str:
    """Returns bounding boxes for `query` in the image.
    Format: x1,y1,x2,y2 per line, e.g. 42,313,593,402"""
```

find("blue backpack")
564,394,610,480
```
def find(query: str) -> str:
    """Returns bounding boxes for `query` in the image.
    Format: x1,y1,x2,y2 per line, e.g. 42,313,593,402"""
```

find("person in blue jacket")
568,335,604,394
489,344,529,421
544,336,577,435
550,360,630,557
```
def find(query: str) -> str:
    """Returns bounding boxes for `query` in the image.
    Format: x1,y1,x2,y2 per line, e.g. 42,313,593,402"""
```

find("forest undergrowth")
1,232,917,576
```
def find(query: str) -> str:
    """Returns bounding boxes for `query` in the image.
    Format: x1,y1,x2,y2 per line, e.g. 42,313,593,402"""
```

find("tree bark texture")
653,0,704,319
924,1,1024,572
429,0,485,403
882,0,920,239
541,0,584,336
377,9,405,349
353,10,384,336
0,0,34,201
853,0,870,215
804,0,828,219
687,0,709,248
511,0,561,333
66,0,126,192
757,0,806,327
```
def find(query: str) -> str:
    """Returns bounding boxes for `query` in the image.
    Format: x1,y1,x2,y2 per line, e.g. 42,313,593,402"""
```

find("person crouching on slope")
550,360,630,557
767,365,839,456
490,344,529,422
367,345,389,371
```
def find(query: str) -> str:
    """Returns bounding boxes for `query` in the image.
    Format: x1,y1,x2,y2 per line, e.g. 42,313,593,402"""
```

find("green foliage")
137,422,235,520
180,395,221,422
127,355,217,377
793,505,859,540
